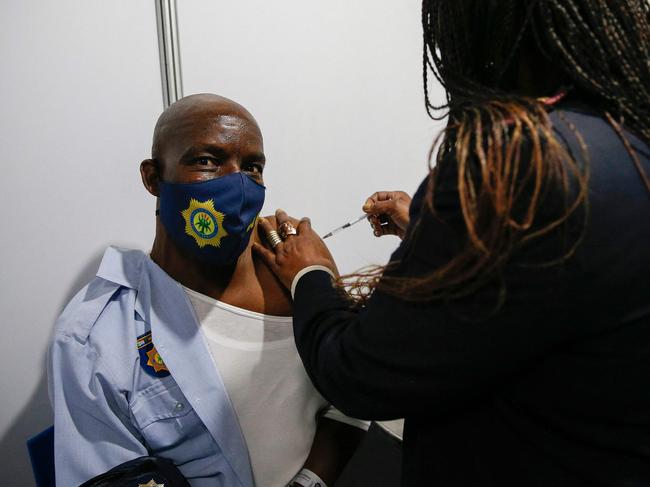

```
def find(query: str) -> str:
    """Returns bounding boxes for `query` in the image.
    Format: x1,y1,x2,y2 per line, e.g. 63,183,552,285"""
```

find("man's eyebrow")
180,145,228,160
243,152,266,164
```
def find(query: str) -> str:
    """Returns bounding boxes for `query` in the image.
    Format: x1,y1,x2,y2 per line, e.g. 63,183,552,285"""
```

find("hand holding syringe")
321,191,412,240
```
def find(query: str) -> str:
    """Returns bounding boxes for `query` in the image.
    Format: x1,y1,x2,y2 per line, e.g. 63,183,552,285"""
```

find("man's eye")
244,163,263,175
194,157,217,166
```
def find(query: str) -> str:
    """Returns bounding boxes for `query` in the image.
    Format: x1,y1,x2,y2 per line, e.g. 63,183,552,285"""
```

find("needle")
322,214,368,239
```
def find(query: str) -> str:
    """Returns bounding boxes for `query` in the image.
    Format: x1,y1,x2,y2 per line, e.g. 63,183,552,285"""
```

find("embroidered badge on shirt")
137,332,170,378
181,198,228,248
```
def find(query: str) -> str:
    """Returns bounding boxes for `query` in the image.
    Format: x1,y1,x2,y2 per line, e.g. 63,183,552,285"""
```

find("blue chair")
26,425,55,487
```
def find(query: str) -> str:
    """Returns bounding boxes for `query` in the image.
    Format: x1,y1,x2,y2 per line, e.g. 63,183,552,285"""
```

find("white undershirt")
185,287,366,487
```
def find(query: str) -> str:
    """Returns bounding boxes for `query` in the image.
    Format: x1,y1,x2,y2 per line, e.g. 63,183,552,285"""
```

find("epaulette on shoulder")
54,276,124,343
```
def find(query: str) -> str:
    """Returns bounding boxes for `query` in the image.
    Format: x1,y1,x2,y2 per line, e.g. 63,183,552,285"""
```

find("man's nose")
220,159,240,176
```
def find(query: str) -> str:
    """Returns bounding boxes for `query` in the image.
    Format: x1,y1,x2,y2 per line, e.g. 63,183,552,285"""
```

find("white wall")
177,0,446,274
1,1,446,484
0,1,162,484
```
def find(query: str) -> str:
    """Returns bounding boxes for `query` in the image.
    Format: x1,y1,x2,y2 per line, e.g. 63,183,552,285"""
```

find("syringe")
322,214,368,239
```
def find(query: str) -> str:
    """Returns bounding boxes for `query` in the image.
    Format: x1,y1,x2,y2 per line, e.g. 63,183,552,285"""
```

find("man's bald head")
141,93,266,194
151,93,261,163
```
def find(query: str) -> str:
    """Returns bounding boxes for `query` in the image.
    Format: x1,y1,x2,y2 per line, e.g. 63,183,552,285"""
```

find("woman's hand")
253,210,339,291
362,191,412,240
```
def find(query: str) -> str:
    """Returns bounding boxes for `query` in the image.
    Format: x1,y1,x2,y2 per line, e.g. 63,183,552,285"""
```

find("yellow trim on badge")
246,214,259,233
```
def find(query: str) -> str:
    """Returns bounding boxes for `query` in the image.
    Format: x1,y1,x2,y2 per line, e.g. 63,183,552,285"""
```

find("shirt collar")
96,246,149,289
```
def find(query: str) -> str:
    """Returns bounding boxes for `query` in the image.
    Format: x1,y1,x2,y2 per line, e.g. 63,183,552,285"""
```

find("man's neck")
149,219,292,316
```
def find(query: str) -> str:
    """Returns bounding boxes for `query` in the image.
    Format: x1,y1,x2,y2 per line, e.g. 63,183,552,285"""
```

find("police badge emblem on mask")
158,172,265,266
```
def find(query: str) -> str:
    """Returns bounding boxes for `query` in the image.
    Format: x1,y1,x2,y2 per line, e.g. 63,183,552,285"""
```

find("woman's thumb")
367,199,395,215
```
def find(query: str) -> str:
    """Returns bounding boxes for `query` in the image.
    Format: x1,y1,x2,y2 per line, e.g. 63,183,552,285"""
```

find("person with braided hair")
255,1,650,485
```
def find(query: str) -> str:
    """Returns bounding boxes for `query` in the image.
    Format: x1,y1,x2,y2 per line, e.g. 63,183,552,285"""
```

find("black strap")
78,456,189,487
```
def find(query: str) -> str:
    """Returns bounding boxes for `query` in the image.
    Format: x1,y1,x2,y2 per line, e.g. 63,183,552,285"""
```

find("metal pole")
155,0,183,108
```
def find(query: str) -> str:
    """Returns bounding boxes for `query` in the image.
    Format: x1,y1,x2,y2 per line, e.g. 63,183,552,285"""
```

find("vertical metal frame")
155,0,183,108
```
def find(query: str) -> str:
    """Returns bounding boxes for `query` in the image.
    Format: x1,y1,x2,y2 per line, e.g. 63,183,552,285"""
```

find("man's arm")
48,333,148,486
293,416,366,487
255,216,365,485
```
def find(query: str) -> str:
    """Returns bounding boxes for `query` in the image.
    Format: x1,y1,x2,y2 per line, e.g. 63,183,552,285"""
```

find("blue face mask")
158,173,265,266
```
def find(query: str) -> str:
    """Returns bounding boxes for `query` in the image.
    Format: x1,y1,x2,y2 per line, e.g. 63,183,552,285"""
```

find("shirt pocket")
129,378,220,462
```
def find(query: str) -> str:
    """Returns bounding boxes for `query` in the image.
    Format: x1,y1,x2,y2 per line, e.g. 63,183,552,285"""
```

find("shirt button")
174,402,184,411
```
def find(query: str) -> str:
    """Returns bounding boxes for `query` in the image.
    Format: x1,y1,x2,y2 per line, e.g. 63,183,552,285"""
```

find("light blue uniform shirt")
48,247,254,487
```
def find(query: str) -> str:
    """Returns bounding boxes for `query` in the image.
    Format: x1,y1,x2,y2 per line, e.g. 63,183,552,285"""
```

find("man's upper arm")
48,333,147,486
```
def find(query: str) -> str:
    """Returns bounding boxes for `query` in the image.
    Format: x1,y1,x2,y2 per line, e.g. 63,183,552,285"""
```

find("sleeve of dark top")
291,140,586,421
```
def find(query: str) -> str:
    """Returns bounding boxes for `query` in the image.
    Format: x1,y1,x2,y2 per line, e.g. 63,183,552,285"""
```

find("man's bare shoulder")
245,214,307,317
224,214,320,317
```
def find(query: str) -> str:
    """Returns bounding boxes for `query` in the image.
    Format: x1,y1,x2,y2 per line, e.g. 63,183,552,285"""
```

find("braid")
421,0,650,145
344,0,649,304
422,0,447,119
493,2,536,86
534,0,650,142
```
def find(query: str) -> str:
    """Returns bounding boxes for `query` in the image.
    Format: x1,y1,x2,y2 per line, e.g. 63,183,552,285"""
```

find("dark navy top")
293,104,650,486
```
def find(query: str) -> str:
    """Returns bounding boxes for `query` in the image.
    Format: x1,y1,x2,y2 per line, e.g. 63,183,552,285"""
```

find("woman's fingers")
253,210,341,291
275,209,290,226
363,197,374,212
363,191,392,213
362,191,411,239
368,215,383,236
370,199,398,215
363,191,411,237
364,192,410,213
252,243,279,270
297,217,312,235
258,216,277,233
369,215,396,237
258,217,283,250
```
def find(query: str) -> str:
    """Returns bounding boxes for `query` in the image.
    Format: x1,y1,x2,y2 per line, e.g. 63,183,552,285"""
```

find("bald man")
48,94,366,487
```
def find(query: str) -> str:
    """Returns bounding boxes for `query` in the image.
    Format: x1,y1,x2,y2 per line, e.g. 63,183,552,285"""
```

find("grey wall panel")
0,1,163,484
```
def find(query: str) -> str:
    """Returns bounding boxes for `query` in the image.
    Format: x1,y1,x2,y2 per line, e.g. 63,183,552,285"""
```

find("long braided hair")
346,0,650,305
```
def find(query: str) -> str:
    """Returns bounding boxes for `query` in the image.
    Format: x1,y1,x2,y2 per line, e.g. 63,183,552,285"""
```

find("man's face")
156,107,265,186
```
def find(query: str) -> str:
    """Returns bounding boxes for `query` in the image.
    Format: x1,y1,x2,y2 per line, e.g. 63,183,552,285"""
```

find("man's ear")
140,159,161,197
